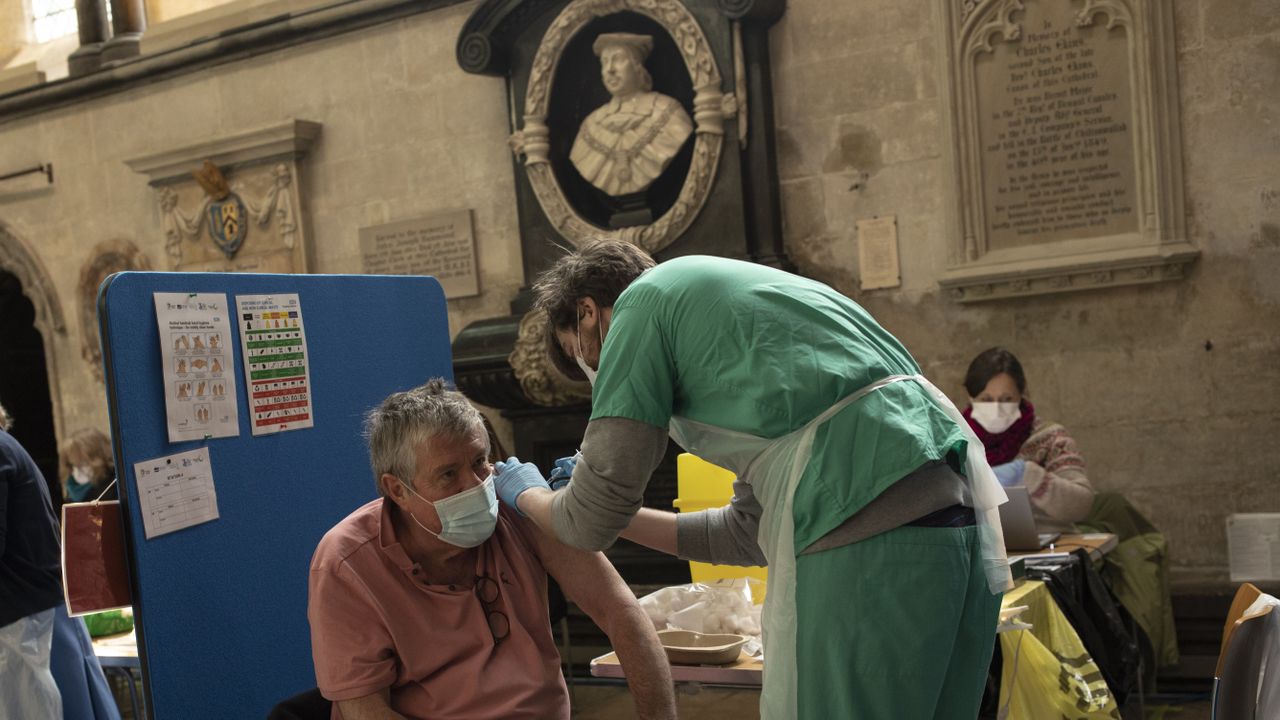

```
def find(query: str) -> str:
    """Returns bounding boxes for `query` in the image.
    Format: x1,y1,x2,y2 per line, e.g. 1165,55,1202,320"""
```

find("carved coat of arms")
193,160,248,259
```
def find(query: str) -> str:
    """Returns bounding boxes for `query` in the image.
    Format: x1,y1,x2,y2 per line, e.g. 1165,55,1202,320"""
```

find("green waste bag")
82,609,134,638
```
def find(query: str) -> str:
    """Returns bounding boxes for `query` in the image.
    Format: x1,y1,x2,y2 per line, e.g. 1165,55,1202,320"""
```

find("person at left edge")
0,404,122,720
307,378,675,720
0,401,65,716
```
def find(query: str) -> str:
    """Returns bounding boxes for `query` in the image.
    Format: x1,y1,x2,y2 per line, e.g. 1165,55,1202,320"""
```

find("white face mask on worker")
969,402,1021,434
576,312,600,387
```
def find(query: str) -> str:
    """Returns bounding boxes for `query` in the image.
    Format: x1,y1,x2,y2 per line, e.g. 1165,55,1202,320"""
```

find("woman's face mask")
969,402,1022,434
400,475,498,549
72,466,93,486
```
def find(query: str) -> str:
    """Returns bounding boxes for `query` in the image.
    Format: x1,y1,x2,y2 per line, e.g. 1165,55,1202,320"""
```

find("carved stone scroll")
508,309,592,407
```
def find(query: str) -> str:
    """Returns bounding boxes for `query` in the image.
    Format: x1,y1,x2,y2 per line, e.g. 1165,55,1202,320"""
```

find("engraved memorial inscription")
976,0,1137,250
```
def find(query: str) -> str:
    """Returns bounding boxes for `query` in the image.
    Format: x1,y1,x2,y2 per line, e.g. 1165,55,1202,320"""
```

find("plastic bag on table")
638,578,764,656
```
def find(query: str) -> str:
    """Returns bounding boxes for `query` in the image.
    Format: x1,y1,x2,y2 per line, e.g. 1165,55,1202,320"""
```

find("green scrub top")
590,256,969,550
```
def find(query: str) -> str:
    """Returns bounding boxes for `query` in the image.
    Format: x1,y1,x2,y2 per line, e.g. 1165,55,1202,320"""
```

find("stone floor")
569,681,760,719
566,681,1214,720
105,672,1213,719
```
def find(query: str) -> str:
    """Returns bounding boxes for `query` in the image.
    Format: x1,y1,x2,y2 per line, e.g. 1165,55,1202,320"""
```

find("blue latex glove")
493,456,551,516
992,459,1026,487
547,453,580,491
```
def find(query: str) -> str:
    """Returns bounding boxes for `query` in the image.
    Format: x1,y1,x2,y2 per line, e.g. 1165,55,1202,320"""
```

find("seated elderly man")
308,379,674,719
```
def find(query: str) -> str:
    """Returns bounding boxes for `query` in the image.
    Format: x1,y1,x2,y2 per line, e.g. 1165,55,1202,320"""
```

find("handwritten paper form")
133,447,220,539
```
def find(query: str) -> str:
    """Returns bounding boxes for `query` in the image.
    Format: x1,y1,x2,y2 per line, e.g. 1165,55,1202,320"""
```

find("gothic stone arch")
0,221,68,442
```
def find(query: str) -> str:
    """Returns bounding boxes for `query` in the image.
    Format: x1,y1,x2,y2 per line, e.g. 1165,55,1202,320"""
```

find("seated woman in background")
61,429,117,503
962,347,1095,533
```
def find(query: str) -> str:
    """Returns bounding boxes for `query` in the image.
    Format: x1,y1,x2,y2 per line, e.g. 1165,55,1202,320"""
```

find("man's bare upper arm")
530,521,635,622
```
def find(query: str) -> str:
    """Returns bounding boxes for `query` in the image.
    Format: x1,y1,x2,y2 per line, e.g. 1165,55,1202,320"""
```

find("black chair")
548,577,575,703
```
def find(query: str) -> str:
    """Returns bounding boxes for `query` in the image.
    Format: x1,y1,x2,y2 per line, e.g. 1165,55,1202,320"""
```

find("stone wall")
0,2,25,66
771,0,1280,584
0,0,1274,583
0,1,524,454
144,0,239,24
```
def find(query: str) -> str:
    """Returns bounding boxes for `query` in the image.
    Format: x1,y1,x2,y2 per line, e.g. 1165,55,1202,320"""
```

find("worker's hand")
493,456,551,516
992,459,1026,487
546,452,580,491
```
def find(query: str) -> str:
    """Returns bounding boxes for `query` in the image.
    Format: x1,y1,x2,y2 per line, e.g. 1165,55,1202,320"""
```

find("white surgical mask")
400,475,498,548
969,401,1022,434
576,312,599,387
72,467,93,486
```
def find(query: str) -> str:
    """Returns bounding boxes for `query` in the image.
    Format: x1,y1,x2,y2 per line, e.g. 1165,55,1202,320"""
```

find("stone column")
67,0,110,76
101,0,147,63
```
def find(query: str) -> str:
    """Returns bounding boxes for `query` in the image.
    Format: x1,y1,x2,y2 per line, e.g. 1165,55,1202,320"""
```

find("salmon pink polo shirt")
308,499,570,719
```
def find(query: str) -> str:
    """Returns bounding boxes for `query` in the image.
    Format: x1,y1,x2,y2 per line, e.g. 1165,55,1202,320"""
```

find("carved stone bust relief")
507,0,731,254
570,33,694,197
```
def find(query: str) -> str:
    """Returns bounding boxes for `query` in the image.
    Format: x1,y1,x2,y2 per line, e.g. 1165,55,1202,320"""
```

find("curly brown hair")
531,240,655,381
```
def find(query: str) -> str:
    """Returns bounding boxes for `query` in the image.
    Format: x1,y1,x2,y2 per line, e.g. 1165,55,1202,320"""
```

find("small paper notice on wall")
856,215,901,290
133,447,219,539
153,293,240,443
235,293,315,435
1229,513,1280,582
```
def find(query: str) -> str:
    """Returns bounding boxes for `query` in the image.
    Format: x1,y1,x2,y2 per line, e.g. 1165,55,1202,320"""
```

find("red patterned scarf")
963,400,1036,466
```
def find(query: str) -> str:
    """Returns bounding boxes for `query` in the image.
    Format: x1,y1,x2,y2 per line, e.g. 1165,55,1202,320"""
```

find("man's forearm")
618,508,679,556
516,486,556,537
606,602,676,720
335,690,406,720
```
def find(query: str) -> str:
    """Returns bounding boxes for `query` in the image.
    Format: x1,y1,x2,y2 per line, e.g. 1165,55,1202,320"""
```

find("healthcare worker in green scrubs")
494,240,1012,719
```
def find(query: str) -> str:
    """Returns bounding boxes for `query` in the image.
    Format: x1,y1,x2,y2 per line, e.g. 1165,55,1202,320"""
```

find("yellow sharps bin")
674,453,768,599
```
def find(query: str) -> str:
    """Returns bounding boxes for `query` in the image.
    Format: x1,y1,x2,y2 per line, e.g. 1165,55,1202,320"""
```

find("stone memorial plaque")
359,210,480,299
975,0,1137,251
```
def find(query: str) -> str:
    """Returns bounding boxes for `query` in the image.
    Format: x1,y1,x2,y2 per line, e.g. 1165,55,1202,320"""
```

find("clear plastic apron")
0,608,62,718
669,374,1013,719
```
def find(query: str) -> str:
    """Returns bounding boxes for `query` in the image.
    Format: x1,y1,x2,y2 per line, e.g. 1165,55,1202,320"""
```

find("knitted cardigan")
1017,418,1096,533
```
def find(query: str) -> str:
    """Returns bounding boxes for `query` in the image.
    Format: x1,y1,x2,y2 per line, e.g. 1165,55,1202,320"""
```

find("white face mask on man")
399,475,499,549
969,401,1022,434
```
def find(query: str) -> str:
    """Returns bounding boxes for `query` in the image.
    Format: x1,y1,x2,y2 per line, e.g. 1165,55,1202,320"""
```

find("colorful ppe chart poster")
153,293,240,443
235,293,315,435
133,447,220,539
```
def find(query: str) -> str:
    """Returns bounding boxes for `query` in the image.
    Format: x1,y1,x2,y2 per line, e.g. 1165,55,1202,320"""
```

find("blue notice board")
98,272,452,719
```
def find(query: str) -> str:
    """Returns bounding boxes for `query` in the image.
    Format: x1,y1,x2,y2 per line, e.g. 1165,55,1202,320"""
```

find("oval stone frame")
514,0,726,254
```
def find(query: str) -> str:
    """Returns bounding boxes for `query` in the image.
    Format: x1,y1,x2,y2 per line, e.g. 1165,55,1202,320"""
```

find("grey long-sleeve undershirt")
550,417,669,551
550,416,965,564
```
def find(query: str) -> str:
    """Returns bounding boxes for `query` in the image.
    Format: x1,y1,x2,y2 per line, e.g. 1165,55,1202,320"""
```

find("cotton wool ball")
643,602,667,628
706,610,729,633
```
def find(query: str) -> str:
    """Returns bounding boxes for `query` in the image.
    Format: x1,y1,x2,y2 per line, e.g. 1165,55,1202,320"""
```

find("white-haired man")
307,379,674,719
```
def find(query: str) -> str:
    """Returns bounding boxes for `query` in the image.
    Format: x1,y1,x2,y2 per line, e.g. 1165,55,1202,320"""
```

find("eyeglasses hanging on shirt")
476,574,509,645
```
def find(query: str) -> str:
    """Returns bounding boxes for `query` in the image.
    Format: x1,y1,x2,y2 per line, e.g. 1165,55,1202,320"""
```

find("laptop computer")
999,485,1061,551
